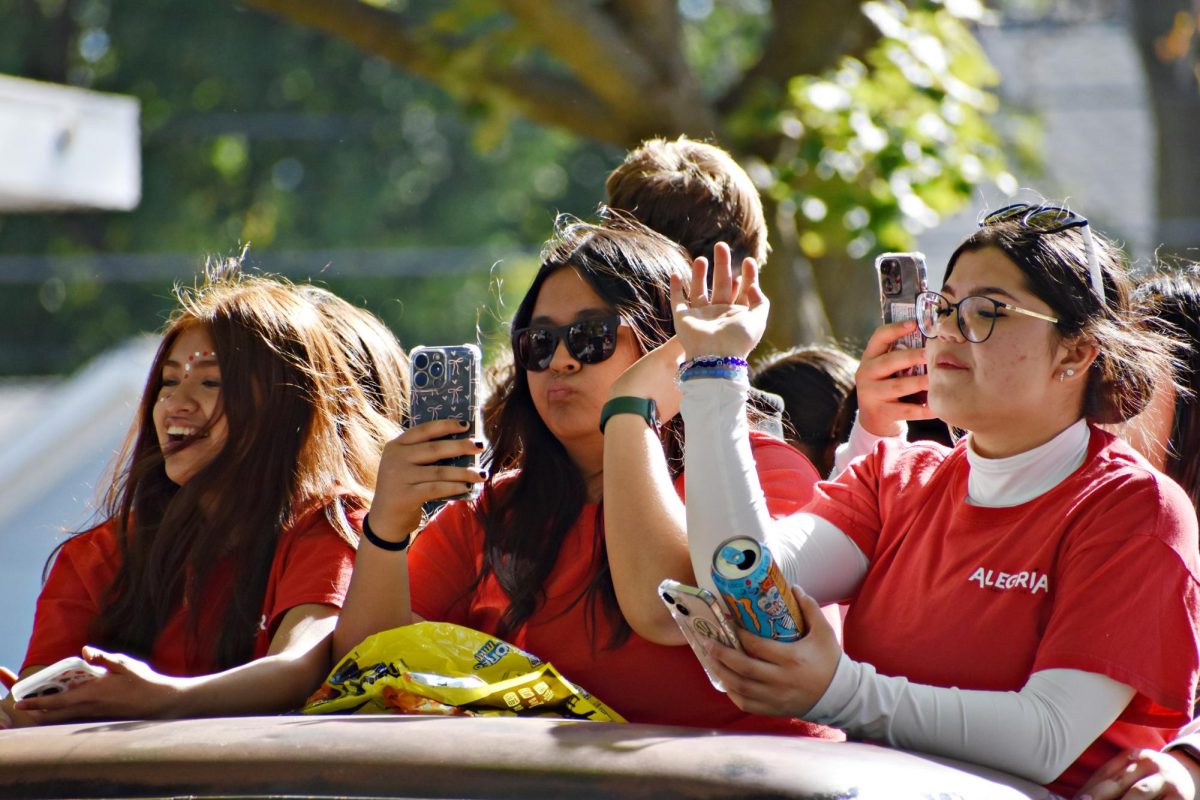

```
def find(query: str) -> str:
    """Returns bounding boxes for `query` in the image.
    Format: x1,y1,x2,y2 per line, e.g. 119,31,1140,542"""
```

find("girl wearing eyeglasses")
672,209,1199,796
334,217,837,735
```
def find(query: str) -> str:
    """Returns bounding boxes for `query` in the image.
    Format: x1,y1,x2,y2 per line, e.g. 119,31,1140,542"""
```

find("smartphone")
407,344,483,513
658,578,744,693
875,252,929,404
11,657,106,701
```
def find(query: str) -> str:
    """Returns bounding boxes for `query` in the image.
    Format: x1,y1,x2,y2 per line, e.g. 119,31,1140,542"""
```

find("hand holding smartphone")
407,344,483,514
874,252,929,404
11,656,106,701
658,579,743,693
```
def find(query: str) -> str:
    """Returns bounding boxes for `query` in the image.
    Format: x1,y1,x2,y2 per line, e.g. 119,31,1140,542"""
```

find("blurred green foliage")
748,2,1013,262
0,0,1018,371
0,0,616,374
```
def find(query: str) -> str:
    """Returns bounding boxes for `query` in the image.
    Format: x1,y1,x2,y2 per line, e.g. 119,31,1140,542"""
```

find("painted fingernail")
477,469,489,480
472,440,485,449
458,420,470,429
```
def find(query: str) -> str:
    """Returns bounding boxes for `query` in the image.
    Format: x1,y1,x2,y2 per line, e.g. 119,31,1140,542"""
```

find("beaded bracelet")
676,354,749,385
679,366,746,383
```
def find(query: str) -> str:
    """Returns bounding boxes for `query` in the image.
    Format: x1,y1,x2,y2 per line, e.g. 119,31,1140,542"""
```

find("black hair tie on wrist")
362,512,411,552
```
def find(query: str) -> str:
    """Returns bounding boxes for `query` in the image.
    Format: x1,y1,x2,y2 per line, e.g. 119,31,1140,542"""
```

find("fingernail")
472,440,485,450
477,469,489,480
458,420,470,429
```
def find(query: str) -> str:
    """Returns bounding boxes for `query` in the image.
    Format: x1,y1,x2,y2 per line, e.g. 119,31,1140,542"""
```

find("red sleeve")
262,509,359,639
802,441,890,560
407,499,485,625
1034,477,1200,725
748,431,823,517
22,524,119,673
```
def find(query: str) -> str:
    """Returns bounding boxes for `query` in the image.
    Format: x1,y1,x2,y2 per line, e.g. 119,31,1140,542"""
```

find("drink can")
711,536,805,641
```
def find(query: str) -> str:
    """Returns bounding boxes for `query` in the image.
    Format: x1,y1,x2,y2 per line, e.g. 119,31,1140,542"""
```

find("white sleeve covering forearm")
807,657,1136,785
830,412,906,479
680,378,868,603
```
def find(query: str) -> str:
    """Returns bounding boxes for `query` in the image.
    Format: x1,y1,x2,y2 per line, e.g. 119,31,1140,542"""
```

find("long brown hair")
89,270,393,670
476,216,690,648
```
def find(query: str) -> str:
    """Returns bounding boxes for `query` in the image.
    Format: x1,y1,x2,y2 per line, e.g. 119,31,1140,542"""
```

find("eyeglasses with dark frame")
916,291,1059,344
979,202,1104,303
511,314,625,372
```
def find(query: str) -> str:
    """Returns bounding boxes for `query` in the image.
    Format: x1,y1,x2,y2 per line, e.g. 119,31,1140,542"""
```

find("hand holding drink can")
711,536,806,641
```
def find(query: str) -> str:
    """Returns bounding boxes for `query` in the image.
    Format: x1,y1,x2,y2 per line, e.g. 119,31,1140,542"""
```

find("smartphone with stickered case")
658,579,744,693
11,656,107,701
407,344,483,512
875,252,929,404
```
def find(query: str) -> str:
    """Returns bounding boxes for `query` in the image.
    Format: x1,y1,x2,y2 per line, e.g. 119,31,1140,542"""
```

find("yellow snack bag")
302,621,625,723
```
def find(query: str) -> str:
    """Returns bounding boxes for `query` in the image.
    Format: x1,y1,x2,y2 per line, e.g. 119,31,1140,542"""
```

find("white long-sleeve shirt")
680,376,1133,786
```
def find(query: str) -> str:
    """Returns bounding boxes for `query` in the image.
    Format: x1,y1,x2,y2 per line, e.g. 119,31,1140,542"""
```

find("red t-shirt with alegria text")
805,427,1200,797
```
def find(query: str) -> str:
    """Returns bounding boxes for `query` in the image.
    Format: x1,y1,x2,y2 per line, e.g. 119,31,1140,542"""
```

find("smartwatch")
599,396,659,434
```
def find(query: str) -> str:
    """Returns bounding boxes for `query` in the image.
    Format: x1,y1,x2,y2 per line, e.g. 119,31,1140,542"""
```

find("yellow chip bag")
302,621,625,723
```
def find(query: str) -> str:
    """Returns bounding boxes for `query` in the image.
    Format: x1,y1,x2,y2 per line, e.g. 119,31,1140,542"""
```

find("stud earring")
1058,368,1076,383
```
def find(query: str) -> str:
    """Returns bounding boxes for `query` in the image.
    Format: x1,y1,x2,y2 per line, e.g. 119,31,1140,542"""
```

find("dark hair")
751,345,859,477
298,285,410,425
605,136,769,269
1134,270,1200,509
945,218,1177,425
476,215,690,648
85,269,392,670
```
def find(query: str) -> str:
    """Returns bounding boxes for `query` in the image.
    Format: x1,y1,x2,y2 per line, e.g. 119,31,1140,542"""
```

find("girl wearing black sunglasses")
334,216,836,736
673,210,1198,797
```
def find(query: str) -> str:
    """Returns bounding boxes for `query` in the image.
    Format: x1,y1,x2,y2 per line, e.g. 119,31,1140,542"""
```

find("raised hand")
856,320,936,437
609,336,686,423
369,419,488,542
670,242,769,362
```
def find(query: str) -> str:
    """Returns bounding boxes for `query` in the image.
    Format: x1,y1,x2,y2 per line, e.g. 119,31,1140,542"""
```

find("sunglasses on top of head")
512,314,625,372
979,202,1104,303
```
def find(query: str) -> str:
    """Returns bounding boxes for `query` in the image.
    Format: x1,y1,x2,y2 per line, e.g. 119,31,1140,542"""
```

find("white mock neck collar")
964,419,1091,507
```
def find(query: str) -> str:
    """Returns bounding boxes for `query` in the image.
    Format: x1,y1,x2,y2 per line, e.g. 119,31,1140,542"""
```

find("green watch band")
599,396,659,434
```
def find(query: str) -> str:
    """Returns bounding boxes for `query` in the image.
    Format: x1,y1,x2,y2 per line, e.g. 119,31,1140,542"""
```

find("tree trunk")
1129,0,1200,260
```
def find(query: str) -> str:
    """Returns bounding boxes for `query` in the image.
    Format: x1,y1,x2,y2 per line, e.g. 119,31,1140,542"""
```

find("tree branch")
238,0,630,144
499,0,657,114
724,0,880,108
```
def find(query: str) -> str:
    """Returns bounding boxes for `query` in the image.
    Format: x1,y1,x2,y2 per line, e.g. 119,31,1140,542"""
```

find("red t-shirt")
410,431,840,736
23,507,359,677
805,427,1200,795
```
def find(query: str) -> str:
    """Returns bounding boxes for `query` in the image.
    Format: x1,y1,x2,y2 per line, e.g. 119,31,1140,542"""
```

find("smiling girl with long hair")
2,270,394,726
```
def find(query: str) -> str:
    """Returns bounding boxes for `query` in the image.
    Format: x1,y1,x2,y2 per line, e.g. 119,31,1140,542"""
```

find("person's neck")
967,412,1084,459
965,418,1090,507
562,438,605,503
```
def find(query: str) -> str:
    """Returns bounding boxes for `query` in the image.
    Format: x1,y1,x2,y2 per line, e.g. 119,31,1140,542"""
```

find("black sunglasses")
512,315,624,372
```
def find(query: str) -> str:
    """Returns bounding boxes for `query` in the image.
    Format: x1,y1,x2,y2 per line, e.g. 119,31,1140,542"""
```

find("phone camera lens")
429,361,444,378
676,603,690,616
413,352,430,370
414,372,429,389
